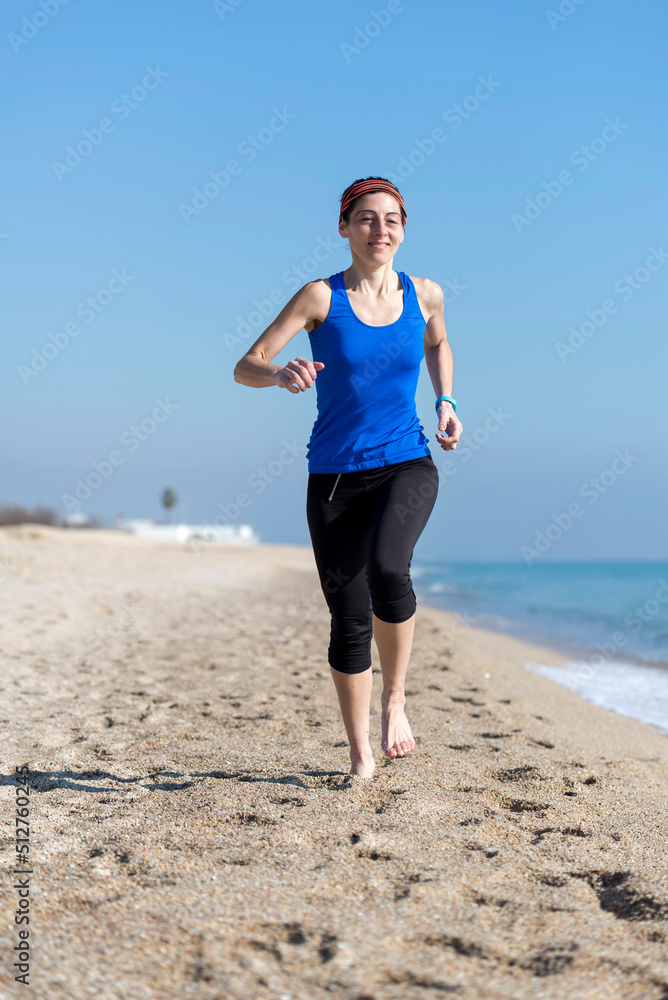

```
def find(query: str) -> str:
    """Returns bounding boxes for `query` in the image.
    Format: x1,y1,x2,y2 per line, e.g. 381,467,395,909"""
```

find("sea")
412,561,668,738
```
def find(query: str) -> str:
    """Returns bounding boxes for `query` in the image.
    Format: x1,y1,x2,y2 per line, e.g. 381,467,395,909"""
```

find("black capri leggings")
306,454,439,674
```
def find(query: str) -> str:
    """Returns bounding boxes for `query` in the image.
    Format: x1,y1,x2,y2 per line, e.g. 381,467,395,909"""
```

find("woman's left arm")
419,278,463,451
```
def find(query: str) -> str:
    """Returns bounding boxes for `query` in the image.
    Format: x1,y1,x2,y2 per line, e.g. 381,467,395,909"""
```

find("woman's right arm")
233,281,326,394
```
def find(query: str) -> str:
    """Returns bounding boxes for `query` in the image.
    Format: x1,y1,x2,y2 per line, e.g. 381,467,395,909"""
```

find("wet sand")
1,525,667,1000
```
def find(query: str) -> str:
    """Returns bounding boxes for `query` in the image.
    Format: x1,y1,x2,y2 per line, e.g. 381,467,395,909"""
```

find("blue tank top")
305,270,431,473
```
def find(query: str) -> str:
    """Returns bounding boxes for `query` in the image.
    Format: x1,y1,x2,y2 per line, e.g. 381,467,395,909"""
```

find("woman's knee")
366,557,416,623
367,555,409,600
371,589,416,624
328,617,372,673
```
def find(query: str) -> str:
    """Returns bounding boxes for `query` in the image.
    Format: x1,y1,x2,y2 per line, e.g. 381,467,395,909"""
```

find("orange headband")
339,180,407,227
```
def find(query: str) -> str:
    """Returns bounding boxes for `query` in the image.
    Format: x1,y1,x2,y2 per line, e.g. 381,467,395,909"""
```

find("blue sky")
2,0,666,560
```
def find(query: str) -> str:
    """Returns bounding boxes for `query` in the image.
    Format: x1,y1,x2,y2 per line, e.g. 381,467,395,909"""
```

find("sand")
1,525,667,1000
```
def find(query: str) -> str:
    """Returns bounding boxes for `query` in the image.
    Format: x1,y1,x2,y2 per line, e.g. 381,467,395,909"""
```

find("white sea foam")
427,581,458,594
525,659,668,737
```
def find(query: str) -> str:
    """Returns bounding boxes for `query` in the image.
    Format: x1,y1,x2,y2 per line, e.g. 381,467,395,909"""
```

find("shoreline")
2,527,667,998
5,525,667,735
412,558,668,674
413,569,668,742
418,596,668,674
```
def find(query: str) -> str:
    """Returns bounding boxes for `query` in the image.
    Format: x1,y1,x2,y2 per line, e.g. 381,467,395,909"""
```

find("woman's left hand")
434,403,463,451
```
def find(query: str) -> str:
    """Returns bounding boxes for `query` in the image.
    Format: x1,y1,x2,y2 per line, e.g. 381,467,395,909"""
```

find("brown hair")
339,176,407,227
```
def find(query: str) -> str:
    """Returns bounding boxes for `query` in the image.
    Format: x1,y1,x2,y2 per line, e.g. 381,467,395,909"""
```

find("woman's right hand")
274,357,325,393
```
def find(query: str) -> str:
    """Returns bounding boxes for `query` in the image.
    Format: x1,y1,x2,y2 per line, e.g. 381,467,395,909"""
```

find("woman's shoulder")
301,275,338,333
406,274,444,321
295,275,334,308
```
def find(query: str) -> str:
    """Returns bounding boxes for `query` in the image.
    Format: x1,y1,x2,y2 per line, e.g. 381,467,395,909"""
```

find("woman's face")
339,191,404,262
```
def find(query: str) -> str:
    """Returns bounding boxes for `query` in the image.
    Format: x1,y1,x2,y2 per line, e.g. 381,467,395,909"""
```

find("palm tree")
161,488,178,523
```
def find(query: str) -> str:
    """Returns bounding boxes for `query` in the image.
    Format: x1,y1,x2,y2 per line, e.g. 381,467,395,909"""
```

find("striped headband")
339,180,407,226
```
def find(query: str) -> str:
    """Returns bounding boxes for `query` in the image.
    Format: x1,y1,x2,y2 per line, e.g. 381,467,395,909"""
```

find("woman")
234,176,463,778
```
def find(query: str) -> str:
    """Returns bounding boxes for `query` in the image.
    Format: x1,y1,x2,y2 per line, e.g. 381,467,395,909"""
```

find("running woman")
234,176,463,778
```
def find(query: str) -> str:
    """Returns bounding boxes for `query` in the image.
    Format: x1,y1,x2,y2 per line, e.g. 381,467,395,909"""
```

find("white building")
117,518,259,545
64,511,89,527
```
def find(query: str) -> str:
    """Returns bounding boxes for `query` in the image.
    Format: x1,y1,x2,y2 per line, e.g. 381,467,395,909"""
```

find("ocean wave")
525,659,668,738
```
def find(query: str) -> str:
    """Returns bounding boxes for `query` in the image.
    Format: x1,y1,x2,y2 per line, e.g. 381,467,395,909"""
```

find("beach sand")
1,526,667,1000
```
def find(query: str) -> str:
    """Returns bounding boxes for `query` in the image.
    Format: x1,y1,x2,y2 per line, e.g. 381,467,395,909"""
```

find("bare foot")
380,697,416,759
349,747,376,779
